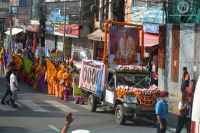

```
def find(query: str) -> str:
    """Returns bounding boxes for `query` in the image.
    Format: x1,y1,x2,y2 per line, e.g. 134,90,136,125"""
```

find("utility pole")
9,6,13,51
63,0,67,61
39,0,46,50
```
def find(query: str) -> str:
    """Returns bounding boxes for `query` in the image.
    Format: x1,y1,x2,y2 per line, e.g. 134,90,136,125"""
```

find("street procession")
1,0,200,133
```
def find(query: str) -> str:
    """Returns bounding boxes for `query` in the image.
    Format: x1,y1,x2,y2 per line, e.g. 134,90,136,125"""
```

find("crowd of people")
0,47,84,107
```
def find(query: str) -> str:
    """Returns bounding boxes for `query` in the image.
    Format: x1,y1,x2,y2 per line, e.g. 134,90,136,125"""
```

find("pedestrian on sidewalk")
6,69,20,108
1,67,13,105
181,67,190,95
155,91,169,133
175,95,191,133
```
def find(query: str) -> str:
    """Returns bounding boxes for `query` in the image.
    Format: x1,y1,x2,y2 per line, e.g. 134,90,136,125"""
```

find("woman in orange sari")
57,63,65,99
62,67,72,101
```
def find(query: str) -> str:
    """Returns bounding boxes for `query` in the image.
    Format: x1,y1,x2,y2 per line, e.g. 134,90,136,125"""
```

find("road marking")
0,98,17,111
15,101,23,107
0,104,17,111
48,125,60,132
18,100,49,112
44,100,78,113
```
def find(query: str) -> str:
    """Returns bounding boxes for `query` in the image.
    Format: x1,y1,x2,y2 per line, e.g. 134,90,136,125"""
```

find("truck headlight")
123,94,138,104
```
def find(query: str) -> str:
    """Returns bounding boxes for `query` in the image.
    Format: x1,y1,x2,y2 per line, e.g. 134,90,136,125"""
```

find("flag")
4,52,10,67
46,58,57,83
22,56,33,73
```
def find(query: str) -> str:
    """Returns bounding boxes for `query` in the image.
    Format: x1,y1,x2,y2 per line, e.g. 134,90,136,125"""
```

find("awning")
87,29,104,41
87,30,159,45
5,28,23,35
143,33,159,47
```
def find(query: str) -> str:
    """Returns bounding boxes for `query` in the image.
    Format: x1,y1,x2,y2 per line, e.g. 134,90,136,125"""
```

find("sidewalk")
167,95,187,133
168,95,181,114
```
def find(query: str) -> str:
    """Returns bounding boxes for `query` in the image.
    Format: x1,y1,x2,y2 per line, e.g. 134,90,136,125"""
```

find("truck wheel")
88,94,97,112
115,104,126,125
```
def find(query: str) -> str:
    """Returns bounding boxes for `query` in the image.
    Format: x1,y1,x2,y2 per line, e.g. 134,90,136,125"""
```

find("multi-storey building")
0,0,9,45
36,0,95,61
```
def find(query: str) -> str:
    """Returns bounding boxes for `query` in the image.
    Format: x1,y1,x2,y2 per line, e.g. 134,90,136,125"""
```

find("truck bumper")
123,103,155,116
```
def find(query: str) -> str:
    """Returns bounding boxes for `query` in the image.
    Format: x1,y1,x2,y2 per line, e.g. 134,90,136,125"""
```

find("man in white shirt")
6,69,19,108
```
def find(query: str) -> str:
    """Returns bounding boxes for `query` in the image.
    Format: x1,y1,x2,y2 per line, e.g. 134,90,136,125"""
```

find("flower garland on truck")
115,65,160,106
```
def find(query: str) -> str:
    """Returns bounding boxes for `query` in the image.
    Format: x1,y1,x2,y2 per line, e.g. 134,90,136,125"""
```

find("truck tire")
88,94,97,112
115,104,126,125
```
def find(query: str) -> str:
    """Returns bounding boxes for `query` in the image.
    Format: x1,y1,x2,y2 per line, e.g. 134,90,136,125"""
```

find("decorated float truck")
79,59,160,125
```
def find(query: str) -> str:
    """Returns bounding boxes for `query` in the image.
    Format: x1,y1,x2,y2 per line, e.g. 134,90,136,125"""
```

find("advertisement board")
108,27,139,68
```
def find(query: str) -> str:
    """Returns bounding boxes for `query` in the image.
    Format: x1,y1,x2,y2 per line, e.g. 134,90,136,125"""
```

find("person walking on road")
1,67,13,105
155,91,169,133
175,95,192,133
181,67,190,95
6,69,20,108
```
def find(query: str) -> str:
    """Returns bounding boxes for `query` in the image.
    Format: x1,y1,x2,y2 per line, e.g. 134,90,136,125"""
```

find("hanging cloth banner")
79,59,105,96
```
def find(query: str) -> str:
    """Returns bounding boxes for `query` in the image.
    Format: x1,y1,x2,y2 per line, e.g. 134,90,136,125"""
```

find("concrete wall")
159,24,200,96
194,26,200,80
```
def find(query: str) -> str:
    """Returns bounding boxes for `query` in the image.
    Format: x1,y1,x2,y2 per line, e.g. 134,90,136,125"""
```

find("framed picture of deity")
108,27,140,68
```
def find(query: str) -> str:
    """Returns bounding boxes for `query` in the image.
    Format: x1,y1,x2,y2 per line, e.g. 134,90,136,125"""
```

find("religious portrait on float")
109,27,139,67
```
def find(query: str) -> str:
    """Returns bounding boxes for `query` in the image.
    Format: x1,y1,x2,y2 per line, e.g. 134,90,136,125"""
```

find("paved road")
0,74,186,133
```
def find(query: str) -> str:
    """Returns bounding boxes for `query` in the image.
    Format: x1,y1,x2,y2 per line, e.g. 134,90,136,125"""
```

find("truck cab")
104,69,157,124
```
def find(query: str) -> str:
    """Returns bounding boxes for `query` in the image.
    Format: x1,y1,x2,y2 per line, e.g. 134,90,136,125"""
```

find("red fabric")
32,32,37,53
186,87,193,94
140,33,159,47
160,91,169,97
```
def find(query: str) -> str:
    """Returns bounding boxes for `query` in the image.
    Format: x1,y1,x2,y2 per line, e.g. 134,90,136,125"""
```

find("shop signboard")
143,23,160,34
131,7,164,24
46,1,80,37
45,22,54,34
131,7,164,33
54,24,79,38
